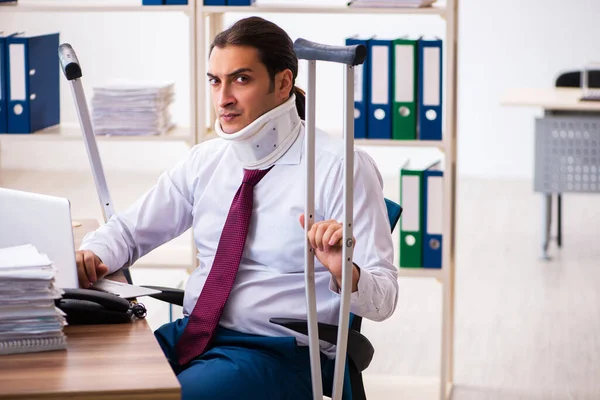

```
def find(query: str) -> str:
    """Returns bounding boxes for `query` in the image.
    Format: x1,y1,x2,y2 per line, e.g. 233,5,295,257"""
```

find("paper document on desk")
92,279,162,299
0,244,67,355
0,244,52,270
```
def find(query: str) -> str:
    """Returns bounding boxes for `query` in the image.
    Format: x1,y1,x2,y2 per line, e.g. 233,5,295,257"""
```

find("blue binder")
418,38,443,141
0,34,7,133
165,0,187,4
142,0,164,5
346,36,369,139
367,38,392,139
6,33,60,134
204,0,226,4
422,168,443,268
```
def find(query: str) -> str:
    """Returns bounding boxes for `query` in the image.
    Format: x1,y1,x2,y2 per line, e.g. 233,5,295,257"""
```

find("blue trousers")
154,317,352,400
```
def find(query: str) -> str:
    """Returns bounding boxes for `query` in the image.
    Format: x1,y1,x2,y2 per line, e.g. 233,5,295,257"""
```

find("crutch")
294,38,367,400
57,43,133,284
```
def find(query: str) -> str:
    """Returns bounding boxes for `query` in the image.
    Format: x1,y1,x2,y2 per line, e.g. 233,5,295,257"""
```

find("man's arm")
323,150,399,322
79,147,199,275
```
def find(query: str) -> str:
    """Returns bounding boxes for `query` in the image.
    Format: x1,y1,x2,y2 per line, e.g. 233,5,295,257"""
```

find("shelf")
0,124,191,142
201,4,445,16
0,2,191,13
397,268,444,280
355,139,445,150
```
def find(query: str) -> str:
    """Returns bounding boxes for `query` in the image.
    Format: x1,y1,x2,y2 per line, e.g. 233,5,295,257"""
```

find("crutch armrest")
293,38,367,66
269,317,374,372
141,285,184,307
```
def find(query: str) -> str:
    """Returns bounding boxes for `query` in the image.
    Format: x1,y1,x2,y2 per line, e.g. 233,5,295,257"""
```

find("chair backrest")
337,198,402,400
347,197,402,355
555,70,600,88
384,198,403,233
348,197,402,331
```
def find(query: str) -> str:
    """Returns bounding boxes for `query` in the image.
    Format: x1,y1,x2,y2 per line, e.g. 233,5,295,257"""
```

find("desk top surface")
0,219,180,400
501,87,600,111
0,320,180,400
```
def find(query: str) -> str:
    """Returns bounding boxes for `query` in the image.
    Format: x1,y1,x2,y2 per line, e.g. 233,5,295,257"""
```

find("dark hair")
209,16,305,120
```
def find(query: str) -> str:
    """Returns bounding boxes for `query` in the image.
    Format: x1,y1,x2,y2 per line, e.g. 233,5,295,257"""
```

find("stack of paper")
91,80,176,136
0,244,67,355
348,0,438,8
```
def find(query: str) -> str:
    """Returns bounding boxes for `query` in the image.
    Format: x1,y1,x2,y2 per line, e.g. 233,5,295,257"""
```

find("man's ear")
275,69,294,100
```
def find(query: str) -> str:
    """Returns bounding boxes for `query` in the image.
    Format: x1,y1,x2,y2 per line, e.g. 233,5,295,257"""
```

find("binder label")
371,45,389,105
423,47,440,106
9,44,26,101
401,175,420,231
394,45,414,103
354,64,363,102
427,175,443,233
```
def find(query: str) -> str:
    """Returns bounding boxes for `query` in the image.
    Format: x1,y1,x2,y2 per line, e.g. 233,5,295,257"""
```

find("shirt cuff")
328,266,377,315
78,239,121,275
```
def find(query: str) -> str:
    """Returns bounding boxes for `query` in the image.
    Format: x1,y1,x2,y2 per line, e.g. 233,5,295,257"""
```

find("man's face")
208,45,291,134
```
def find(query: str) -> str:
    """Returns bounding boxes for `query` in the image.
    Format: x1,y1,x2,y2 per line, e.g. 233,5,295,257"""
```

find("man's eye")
208,78,219,85
235,76,249,83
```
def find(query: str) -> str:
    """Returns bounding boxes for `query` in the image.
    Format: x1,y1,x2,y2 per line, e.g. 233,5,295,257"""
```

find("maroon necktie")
176,167,272,366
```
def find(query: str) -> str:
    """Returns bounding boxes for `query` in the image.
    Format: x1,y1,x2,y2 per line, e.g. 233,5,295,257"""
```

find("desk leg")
557,194,562,248
541,194,552,260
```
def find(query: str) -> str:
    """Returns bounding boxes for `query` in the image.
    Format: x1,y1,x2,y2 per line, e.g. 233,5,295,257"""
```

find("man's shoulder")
314,128,344,160
314,128,372,164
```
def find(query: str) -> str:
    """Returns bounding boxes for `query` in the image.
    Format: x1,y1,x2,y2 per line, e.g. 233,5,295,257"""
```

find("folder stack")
0,32,60,134
91,80,175,136
0,244,67,355
399,156,444,269
346,35,442,141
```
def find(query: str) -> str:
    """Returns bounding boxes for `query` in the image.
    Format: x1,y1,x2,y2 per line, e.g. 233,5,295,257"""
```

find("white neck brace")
215,94,302,170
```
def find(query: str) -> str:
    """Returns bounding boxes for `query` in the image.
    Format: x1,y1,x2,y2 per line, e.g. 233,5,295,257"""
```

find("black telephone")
55,288,147,325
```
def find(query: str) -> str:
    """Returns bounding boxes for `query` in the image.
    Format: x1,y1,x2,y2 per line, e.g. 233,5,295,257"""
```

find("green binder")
399,157,441,268
392,37,418,140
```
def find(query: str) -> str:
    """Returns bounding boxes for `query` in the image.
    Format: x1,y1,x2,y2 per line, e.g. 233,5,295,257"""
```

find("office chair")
143,197,403,400
555,70,600,88
551,69,600,247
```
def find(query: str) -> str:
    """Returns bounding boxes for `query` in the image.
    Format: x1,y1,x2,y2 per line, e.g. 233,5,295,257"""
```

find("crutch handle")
293,38,367,66
58,43,82,81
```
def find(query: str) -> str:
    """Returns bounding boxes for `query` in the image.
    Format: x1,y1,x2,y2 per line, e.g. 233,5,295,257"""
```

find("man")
77,16,398,399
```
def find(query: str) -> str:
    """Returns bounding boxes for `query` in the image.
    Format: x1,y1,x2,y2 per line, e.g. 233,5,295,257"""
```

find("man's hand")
75,250,109,288
299,214,360,292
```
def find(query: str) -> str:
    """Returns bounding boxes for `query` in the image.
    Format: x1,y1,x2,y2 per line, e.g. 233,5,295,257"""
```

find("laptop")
0,188,160,298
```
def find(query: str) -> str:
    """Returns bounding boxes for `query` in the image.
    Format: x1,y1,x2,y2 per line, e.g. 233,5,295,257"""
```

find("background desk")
500,87,600,111
0,219,180,400
501,88,600,259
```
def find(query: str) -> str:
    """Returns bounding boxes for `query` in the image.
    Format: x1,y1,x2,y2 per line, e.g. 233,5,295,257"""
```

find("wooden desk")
0,219,180,400
501,87,600,260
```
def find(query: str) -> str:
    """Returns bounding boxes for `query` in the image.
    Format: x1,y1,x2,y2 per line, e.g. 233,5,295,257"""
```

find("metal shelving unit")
198,3,458,399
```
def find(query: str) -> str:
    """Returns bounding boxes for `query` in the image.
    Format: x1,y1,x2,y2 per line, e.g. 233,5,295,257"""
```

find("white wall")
457,0,600,179
1,0,599,178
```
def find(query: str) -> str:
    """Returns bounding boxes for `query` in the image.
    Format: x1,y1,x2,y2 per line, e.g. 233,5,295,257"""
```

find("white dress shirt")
80,126,399,357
